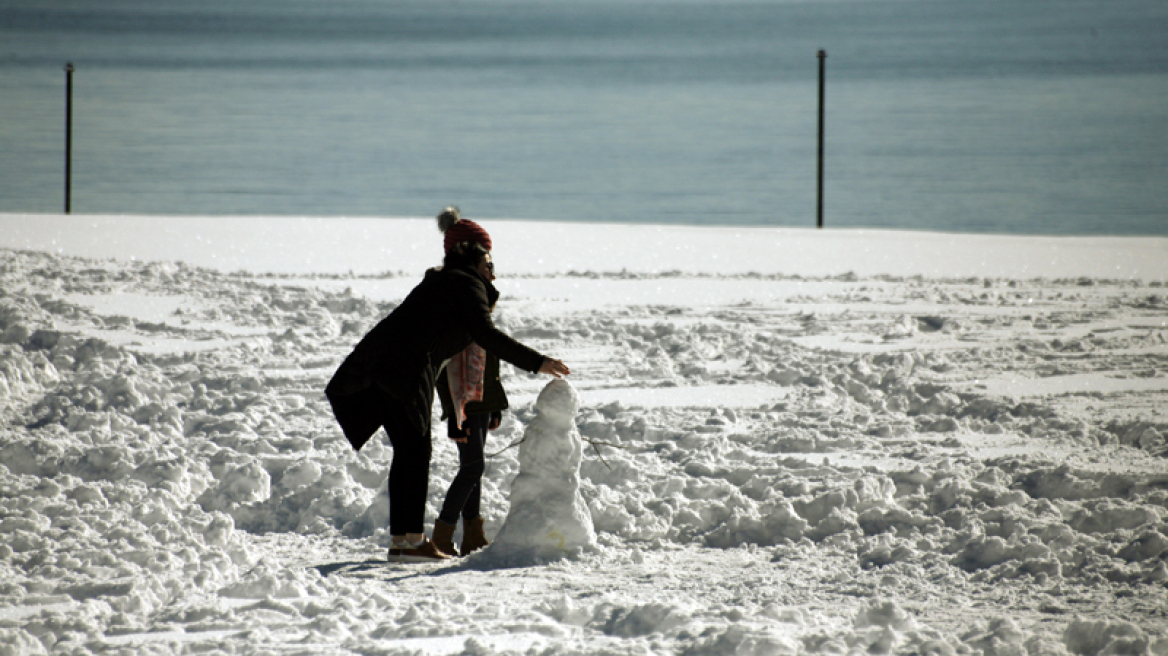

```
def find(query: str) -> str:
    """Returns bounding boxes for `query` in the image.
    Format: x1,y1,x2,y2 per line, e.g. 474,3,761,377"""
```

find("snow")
1,212,1167,655
3,214,1166,280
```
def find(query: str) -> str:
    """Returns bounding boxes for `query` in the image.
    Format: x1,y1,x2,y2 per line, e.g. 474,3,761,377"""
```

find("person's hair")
443,241,489,270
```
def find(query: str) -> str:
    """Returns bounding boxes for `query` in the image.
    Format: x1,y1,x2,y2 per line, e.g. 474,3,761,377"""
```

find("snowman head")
534,379,579,425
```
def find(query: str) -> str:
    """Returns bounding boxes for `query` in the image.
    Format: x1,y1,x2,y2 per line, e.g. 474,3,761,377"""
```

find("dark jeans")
381,396,432,536
438,413,489,525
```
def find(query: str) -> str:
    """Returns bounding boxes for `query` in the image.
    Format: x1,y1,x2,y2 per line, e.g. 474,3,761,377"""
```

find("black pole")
65,62,74,214
816,50,826,229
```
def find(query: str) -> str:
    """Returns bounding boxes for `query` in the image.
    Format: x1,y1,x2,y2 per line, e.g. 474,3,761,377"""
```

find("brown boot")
460,517,490,556
431,520,458,557
387,537,451,563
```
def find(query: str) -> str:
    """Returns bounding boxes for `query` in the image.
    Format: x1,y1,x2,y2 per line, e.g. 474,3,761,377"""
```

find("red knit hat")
437,207,492,253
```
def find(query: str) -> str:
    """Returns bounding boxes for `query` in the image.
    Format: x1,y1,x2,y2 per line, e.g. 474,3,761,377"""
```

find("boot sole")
386,553,451,563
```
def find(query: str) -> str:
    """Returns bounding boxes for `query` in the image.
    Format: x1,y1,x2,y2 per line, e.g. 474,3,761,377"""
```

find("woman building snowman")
325,207,570,562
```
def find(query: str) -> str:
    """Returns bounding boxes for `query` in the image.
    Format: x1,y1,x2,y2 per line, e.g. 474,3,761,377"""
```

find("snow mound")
474,379,597,567
1063,618,1155,656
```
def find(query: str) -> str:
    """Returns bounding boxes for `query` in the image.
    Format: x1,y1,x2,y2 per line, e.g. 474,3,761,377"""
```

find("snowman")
475,378,596,566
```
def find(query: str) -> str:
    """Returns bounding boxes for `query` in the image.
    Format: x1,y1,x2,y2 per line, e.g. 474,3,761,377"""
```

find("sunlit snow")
1,213,1166,655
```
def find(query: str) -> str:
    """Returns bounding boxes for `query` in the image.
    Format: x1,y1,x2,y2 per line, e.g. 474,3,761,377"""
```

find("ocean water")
2,0,1166,235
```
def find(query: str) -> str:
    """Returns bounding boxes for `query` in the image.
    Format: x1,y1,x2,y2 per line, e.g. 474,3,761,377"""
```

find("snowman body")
486,379,596,564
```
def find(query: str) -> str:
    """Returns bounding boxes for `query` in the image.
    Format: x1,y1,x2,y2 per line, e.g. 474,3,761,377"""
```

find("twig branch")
483,435,625,470
581,437,625,471
486,436,526,459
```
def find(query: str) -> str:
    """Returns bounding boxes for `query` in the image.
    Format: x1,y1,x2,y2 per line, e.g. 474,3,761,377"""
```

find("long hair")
443,241,488,270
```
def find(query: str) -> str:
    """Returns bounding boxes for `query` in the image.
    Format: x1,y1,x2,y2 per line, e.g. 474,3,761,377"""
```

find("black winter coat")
325,265,545,450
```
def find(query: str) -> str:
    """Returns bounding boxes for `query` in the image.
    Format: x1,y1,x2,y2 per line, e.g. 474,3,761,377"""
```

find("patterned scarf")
447,342,486,429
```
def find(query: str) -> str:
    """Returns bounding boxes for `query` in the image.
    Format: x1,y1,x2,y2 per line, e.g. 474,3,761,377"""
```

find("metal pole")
65,62,74,214
816,50,826,229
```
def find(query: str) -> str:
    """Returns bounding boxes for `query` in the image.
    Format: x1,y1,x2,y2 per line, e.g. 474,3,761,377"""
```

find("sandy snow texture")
1,215,1167,655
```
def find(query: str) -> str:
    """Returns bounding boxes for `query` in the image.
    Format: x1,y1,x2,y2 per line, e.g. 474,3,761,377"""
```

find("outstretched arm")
456,277,564,375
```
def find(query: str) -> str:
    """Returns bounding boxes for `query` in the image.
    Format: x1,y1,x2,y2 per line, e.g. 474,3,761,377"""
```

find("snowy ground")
1,214,1167,655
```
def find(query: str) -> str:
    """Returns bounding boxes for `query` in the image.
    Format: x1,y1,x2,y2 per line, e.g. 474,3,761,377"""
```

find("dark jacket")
325,264,544,450
436,351,508,438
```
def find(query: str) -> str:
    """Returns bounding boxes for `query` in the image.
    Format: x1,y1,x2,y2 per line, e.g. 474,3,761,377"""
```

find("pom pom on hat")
437,206,492,253
436,206,461,233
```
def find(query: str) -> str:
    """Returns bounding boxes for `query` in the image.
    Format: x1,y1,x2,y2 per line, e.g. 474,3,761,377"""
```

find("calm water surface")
2,0,1166,234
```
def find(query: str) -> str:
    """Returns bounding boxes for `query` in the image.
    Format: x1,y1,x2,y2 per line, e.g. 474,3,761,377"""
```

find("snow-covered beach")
2,213,1167,655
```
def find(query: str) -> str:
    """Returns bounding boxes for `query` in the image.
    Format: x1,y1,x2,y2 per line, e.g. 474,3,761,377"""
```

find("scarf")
447,342,486,429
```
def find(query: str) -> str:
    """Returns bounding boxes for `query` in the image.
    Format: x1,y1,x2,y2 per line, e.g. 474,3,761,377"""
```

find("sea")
2,0,1166,235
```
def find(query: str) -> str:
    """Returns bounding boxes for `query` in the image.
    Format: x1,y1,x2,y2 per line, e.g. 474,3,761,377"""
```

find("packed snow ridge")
0,247,1166,655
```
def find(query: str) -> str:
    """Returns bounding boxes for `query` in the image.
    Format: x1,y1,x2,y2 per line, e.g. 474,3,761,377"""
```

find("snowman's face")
535,378,579,420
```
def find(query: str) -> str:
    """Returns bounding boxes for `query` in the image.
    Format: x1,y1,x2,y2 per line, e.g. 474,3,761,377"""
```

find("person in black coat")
325,208,569,562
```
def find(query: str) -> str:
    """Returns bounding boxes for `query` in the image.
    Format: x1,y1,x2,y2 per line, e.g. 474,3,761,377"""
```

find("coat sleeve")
435,365,453,421
455,278,546,374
